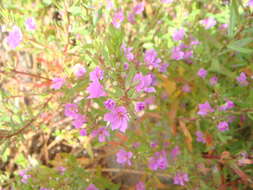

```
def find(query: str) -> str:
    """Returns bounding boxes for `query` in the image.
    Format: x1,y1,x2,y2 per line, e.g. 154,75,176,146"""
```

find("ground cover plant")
0,0,253,189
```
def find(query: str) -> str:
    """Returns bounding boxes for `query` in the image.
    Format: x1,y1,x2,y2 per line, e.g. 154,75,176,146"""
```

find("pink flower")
173,172,189,186
106,0,114,10
64,103,78,118
7,26,22,49
104,99,116,110
72,64,86,78
92,127,110,142
79,128,87,136
116,149,133,166
112,10,124,28
197,101,214,116
161,0,173,3
190,39,200,46
25,17,36,31
86,184,99,190
87,80,107,99
219,100,234,111
72,114,86,128
210,76,218,85
89,67,103,82
159,63,169,72
56,166,66,175
247,0,253,7
217,121,229,132
50,77,65,90
236,72,249,86
200,17,217,29
148,150,168,171
134,73,156,93
172,28,185,41
171,46,184,60
144,49,161,68
196,131,206,143
128,12,136,24
197,68,207,78
19,170,31,184
183,50,193,60
135,181,145,190
219,23,228,30
104,106,129,132
121,44,134,61
133,2,145,15
135,102,145,112
171,146,181,159
182,84,191,93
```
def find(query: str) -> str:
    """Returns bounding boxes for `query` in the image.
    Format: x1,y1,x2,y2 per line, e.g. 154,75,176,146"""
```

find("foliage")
0,0,253,189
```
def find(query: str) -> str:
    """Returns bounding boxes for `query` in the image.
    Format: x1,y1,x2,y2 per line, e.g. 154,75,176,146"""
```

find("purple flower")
172,28,185,41
128,12,136,24
121,44,134,61
89,67,104,82
190,39,200,46
40,188,50,190
19,170,31,184
56,166,66,175
197,101,214,116
104,99,116,110
86,184,99,190
135,181,145,190
134,73,156,93
25,17,36,31
182,84,191,93
236,72,249,86
132,142,141,148
124,63,129,70
171,46,184,60
79,128,87,136
161,0,173,3
197,68,207,78
112,10,124,28
133,2,145,15
116,149,133,166
104,106,129,132
148,150,168,171
183,50,193,60
106,0,114,10
7,26,22,49
219,100,234,111
159,63,169,72
72,64,86,78
217,121,229,132
64,103,78,118
135,102,145,112
144,49,161,68
210,76,218,85
72,114,86,128
171,146,181,159
87,80,107,99
173,172,189,186
150,141,158,148
200,17,217,29
50,77,65,90
196,131,206,143
92,127,110,142
219,23,228,30
247,0,253,7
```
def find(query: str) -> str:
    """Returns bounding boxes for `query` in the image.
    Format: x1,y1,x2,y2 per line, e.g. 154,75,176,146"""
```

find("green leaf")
209,59,235,78
228,37,253,54
228,0,239,38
